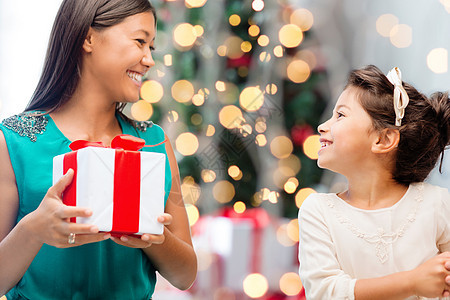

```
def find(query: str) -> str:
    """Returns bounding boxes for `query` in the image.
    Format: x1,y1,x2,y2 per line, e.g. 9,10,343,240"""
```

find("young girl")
0,0,196,298
298,65,450,299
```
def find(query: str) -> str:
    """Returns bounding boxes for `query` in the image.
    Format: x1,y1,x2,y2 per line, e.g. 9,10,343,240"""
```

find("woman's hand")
409,252,450,298
25,169,110,248
109,213,172,248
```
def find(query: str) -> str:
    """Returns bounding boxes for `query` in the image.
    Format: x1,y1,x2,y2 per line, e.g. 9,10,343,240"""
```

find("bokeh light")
284,177,299,194
229,14,241,26
279,272,303,296
229,165,243,180
176,132,199,156
265,83,278,95
219,105,244,129
172,80,195,103
131,100,153,121
248,24,260,37
255,120,267,133
287,59,310,83
257,35,270,47
228,165,240,178
243,273,269,298
140,80,164,103
290,8,314,31
295,49,317,70
427,48,448,74
192,93,205,106
255,134,267,146
276,224,296,247
185,0,207,8
295,187,316,208
303,134,320,159
441,0,450,12
185,204,200,226
164,54,173,66
252,0,265,12
224,36,244,59
241,41,252,53
167,110,179,122
217,45,227,56
273,45,284,57
259,51,271,62
201,169,217,183
287,219,299,242
193,25,204,37
376,14,399,37
206,124,216,136
181,176,201,204
268,191,279,203
173,23,197,48
239,86,264,112
279,154,301,175
270,136,294,159
213,180,235,203
191,113,203,125
389,24,412,48
233,201,246,213
279,24,303,48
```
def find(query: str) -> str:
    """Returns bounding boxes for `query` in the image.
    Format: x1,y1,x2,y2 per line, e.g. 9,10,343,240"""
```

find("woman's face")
82,12,156,103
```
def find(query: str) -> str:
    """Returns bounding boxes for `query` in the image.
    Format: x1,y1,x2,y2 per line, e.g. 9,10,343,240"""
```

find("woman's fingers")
109,233,165,248
157,213,172,225
47,169,74,198
60,233,111,248
55,205,93,220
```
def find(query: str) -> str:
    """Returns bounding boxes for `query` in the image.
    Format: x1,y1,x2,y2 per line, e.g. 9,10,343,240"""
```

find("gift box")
192,208,299,295
52,134,166,236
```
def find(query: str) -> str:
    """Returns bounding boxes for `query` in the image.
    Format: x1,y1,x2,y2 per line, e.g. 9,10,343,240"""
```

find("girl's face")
83,12,156,103
317,86,378,175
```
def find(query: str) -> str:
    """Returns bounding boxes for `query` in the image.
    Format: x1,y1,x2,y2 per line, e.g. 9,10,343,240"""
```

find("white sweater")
298,182,450,300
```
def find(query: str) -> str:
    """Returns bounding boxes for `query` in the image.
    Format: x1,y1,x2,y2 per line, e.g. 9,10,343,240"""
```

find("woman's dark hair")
346,65,450,185
25,0,156,114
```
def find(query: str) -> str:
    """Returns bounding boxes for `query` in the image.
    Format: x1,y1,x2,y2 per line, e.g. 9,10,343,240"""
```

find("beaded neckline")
326,183,424,263
1,112,48,142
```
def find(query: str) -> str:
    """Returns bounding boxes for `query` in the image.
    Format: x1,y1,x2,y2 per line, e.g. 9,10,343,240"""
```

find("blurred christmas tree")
127,0,329,220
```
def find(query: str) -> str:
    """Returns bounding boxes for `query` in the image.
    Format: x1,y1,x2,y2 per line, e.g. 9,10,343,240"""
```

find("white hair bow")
386,67,409,126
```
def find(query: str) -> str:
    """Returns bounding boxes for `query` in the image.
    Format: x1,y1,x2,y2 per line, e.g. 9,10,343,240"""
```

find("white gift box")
53,146,166,235
193,210,298,292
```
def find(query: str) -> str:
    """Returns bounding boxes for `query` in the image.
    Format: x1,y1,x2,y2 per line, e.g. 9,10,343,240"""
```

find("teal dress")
0,111,172,300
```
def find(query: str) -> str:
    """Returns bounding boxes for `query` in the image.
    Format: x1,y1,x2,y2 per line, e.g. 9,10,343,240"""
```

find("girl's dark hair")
346,65,450,185
25,0,156,114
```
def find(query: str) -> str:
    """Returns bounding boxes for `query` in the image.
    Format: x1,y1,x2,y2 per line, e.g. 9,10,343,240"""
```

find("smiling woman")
0,0,197,299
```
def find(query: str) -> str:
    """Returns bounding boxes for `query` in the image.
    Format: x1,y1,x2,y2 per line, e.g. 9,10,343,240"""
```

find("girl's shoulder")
421,181,450,205
299,192,337,215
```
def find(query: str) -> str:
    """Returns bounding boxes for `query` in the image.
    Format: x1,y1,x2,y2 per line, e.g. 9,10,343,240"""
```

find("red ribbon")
63,134,151,235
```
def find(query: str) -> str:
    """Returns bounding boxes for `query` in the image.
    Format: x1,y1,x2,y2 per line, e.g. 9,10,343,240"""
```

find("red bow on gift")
69,134,146,151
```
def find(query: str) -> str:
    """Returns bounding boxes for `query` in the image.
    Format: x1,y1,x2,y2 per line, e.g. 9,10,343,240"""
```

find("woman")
0,0,197,298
